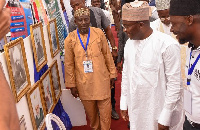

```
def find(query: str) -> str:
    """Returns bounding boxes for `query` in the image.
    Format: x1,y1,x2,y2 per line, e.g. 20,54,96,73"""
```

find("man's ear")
187,15,194,25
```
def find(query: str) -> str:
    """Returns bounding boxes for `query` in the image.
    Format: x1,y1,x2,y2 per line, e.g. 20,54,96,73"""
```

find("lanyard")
77,28,90,57
187,50,200,85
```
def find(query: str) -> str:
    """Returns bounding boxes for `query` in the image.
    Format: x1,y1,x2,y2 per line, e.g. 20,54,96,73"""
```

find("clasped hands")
70,78,116,98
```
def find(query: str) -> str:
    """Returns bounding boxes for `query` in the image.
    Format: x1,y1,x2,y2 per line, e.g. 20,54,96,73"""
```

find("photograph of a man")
30,88,44,129
42,74,53,111
51,64,59,96
33,27,44,64
50,22,58,52
9,43,27,93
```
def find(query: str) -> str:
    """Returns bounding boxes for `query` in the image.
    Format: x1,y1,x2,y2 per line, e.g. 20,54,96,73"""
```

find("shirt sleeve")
99,8,110,30
99,29,117,78
68,17,77,32
120,43,128,110
64,33,76,88
158,44,182,126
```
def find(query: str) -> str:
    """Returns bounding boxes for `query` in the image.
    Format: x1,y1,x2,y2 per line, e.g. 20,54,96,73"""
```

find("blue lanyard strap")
77,28,90,52
187,51,200,85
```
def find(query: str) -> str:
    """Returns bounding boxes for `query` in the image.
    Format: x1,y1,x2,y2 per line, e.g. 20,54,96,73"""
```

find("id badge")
83,60,93,73
184,89,192,114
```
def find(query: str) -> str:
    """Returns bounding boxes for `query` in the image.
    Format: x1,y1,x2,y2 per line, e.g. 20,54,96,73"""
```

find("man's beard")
178,38,189,44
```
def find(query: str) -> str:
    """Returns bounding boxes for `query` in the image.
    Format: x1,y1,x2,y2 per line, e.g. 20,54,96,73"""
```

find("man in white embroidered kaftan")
120,1,184,130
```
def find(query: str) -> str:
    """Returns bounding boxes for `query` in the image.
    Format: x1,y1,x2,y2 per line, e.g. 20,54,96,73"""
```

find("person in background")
151,0,171,35
169,0,200,129
91,0,120,120
116,19,128,74
109,0,120,33
151,0,188,88
65,7,117,130
140,0,158,22
0,0,20,129
69,0,118,61
120,1,184,130
91,0,111,26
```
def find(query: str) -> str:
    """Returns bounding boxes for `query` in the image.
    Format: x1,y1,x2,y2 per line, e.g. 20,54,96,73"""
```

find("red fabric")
72,26,129,130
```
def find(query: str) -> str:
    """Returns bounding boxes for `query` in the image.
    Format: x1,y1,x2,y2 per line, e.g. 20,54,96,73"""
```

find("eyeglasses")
160,17,170,22
122,22,139,30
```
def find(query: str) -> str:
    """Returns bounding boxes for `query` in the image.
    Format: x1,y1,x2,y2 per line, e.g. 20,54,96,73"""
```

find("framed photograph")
0,37,7,52
47,18,60,58
4,37,30,102
26,81,46,130
50,60,61,103
19,115,27,130
30,22,47,72
40,70,55,113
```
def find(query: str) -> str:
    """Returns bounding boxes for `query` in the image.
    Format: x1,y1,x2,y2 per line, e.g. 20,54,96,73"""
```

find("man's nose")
82,20,86,24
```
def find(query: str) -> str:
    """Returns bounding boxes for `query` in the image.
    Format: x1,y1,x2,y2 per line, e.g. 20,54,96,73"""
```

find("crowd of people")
64,0,200,129
1,0,200,129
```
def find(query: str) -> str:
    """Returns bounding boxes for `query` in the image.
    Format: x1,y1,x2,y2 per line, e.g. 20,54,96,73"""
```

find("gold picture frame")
40,69,55,113
30,22,47,72
49,60,62,104
4,37,30,102
47,18,60,58
26,81,46,130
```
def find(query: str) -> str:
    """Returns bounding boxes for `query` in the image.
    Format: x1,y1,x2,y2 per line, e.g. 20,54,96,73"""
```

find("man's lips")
81,26,87,29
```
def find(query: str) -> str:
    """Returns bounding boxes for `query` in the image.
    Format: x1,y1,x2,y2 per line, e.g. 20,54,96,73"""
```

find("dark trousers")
111,60,118,110
111,83,116,109
184,116,200,130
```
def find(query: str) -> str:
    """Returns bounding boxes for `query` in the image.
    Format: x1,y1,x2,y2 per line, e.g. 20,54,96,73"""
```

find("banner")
7,0,34,40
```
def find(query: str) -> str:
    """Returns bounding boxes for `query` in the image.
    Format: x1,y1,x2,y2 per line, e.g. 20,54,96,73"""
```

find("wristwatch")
112,46,118,50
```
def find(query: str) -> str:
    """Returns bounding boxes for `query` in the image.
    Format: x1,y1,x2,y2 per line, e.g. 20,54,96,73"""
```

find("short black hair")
170,0,200,16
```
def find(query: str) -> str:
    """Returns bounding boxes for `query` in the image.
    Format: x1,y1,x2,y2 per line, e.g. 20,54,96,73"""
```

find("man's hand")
0,1,11,40
70,87,79,98
112,50,118,62
158,123,169,130
110,78,115,88
117,62,122,73
120,110,129,121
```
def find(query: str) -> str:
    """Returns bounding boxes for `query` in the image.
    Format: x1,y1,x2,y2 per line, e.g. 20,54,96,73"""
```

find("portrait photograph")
19,115,27,130
47,18,60,58
4,37,30,102
0,37,6,52
30,22,47,72
26,81,46,130
40,70,55,113
50,60,61,103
